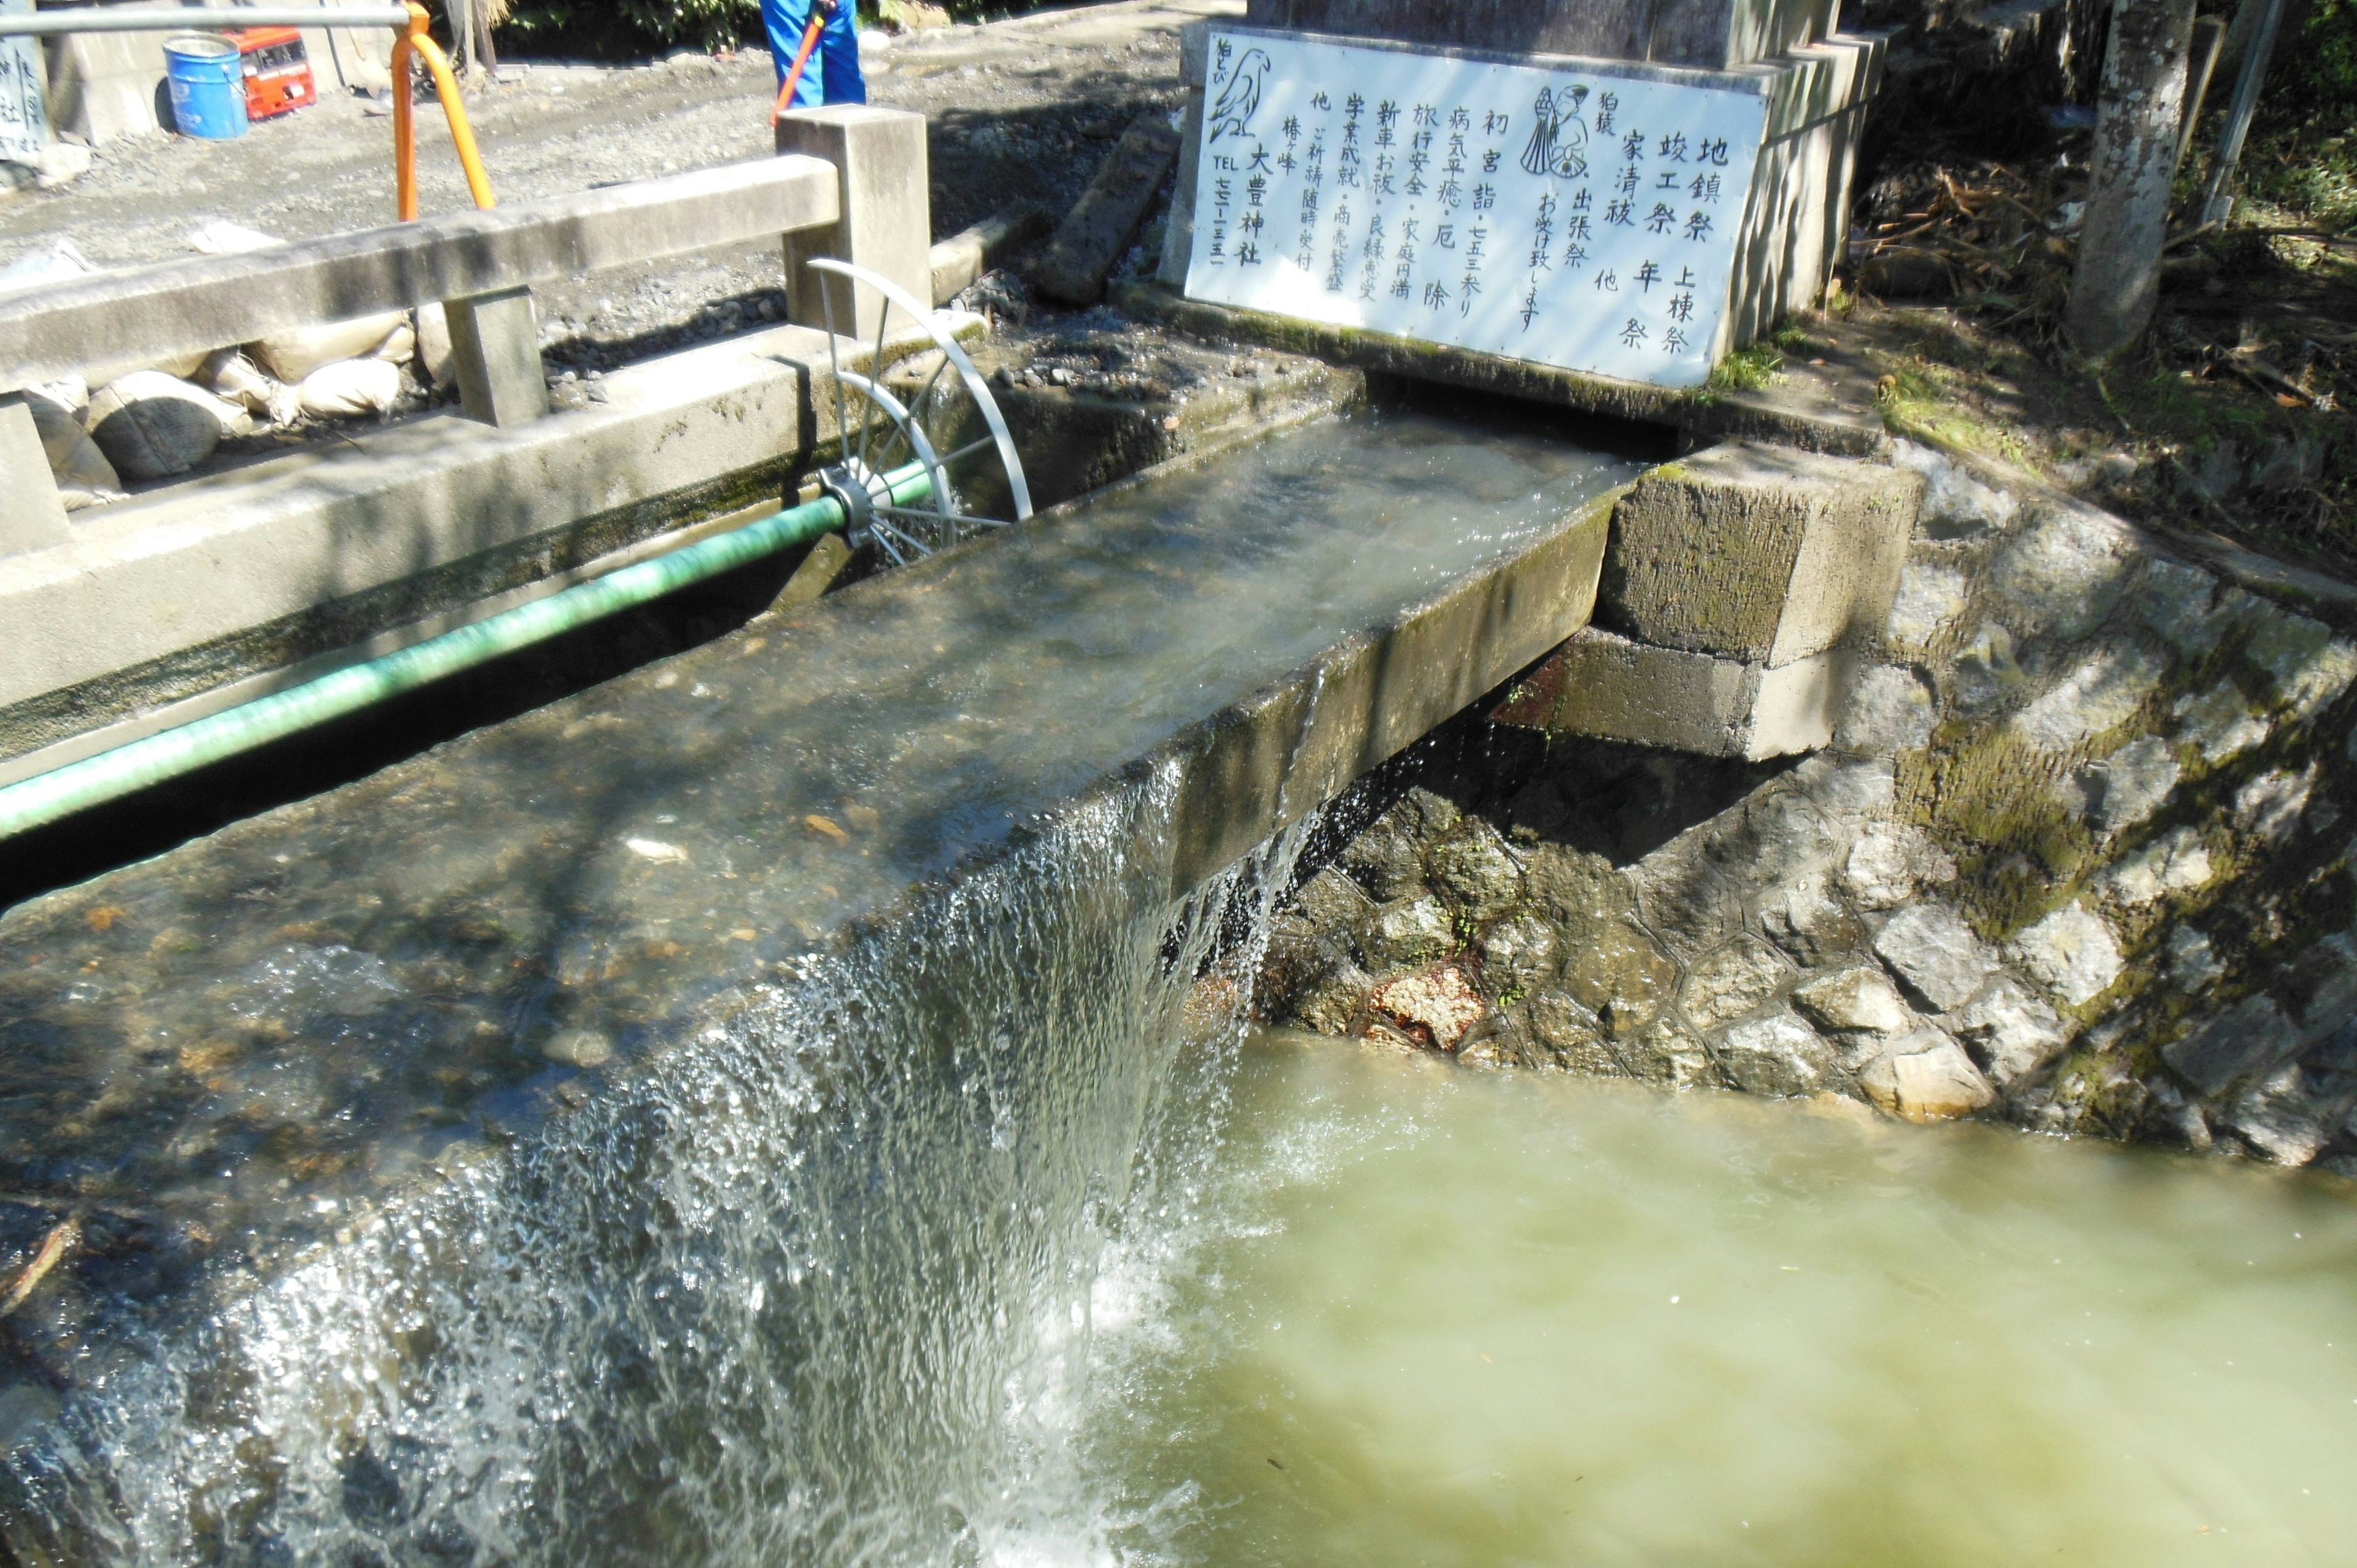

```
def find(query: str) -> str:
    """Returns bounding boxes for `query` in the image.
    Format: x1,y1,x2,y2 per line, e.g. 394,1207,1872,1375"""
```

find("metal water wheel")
808,257,1033,566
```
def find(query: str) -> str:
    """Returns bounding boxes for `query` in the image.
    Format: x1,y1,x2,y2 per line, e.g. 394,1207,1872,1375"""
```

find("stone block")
1857,1027,1995,1121
41,26,166,144
1714,1006,1833,1095
929,207,1050,306
778,106,933,342
0,392,69,557
1031,114,1182,307
1871,902,1994,1014
1601,442,1924,669
443,286,548,429
2163,994,2301,1098
1511,625,1853,760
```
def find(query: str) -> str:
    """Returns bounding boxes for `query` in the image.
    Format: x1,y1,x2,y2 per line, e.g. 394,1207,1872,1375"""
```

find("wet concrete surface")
0,398,1643,1377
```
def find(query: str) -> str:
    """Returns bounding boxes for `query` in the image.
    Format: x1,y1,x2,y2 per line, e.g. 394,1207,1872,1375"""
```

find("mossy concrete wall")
1263,439,2357,1173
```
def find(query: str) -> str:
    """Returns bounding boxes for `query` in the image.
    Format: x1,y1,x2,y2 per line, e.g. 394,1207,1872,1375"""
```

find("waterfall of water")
6,767,1312,1568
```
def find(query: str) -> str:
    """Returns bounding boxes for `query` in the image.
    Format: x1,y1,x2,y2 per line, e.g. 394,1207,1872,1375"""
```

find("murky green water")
1020,1032,2357,1567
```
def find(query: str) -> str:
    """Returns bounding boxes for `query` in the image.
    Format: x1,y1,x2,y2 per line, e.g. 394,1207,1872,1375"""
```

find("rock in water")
1029,112,1182,306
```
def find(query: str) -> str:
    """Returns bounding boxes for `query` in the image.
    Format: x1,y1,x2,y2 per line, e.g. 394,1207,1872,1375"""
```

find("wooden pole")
2067,0,2198,363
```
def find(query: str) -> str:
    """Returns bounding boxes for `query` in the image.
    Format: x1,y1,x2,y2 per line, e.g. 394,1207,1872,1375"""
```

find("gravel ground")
4,0,1230,375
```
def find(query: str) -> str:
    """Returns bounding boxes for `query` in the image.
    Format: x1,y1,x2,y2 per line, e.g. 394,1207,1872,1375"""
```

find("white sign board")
0,0,47,164
1182,31,1768,388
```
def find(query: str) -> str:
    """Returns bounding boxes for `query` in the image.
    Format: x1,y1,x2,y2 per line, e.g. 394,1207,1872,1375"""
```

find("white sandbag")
86,371,244,481
255,310,410,383
29,375,88,419
26,385,124,510
413,303,456,388
298,358,403,420
372,323,417,365
198,347,296,425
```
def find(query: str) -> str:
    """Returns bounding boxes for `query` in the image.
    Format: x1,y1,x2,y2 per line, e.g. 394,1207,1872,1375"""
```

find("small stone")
1987,502,2144,641
1424,819,1525,923
1558,918,1679,1038
1839,824,1956,910
1758,871,1864,967
1949,976,2069,1084
2162,994,2302,1096
1949,621,2026,714
1339,788,1460,900
1366,962,1487,1051
1526,990,1619,1076
1836,664,1937,753
1362,895,1457,971
1616,1014,1722,1087
2012,643,2166,754
1296,960,1372,1036
1521,840,1632,937
1871,903,1997,1013
2132,557,2221,656
543,1029,614,1069
1856,1027,1995,1121
1714,1008,1835,1096
1885,561,1970,655
2234,764,2318,844
1679,935,1789,1029
2165,924,2225,991
1891,441,2018,536
2101,827,2213,906
1792,965,1917,1038
2218,1063,2342,1165
1795,756,1897,822
2069,735,2181,836
2242,604,2357,719
2011,903,2125,1007
1476,913,1559,998
2173,682,2270,765
624,837,689,864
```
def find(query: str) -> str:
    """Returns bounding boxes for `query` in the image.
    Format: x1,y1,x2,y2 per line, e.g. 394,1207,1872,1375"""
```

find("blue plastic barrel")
164,34,249,140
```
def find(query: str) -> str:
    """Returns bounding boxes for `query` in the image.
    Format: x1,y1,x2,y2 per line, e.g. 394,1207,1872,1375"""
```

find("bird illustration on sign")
1207,47,1271,142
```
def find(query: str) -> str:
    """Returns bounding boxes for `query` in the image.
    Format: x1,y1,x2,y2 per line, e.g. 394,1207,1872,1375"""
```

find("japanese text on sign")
1185,32,1766,388
0,0,46,165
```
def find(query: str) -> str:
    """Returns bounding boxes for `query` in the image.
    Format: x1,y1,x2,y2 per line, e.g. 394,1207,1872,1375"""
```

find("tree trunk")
2067,0,2198,363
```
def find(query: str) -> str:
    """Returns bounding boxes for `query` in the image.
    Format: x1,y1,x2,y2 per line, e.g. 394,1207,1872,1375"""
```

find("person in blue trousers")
762,0,867,109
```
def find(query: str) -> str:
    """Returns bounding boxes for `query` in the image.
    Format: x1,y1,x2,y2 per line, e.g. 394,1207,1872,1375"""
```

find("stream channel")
2,401,2352,1565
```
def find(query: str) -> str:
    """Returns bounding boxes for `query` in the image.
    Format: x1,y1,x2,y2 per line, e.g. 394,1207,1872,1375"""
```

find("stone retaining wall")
1261,439,2357,1175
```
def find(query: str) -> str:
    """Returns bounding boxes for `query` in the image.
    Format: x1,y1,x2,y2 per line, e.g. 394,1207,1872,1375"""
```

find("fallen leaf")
84,906,126,932
804,814,850,844
729,928,757,941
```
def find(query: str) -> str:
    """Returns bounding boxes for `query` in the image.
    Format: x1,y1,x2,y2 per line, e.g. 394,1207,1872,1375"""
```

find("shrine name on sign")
1182,31,1768,389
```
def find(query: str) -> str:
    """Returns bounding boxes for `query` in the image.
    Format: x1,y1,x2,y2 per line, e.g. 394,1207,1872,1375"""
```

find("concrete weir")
0,401,1639,1554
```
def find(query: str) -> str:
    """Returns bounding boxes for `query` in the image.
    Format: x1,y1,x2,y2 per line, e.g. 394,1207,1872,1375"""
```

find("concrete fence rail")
0,156,844,392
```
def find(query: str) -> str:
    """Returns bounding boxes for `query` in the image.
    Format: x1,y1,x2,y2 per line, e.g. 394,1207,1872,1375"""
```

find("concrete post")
2068,0,2197,364
443,286,550,428
775,106,932,343
1,392,71,558
1158,21,1211,289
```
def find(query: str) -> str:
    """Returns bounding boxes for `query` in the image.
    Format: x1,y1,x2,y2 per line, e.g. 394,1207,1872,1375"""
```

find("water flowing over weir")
0,403,1648,1565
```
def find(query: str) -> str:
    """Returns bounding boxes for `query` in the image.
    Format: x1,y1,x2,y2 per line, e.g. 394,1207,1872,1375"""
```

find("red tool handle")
770,0,835,126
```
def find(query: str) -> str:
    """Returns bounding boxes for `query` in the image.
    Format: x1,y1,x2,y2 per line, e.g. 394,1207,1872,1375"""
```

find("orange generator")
226,27,317,121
